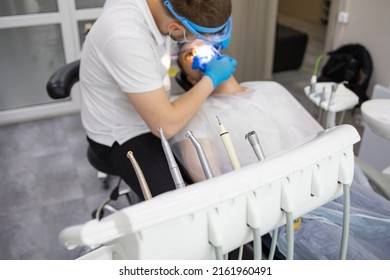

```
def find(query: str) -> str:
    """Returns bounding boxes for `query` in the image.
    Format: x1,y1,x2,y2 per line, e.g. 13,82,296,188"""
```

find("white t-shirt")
80,0,171,146
170,81,324,182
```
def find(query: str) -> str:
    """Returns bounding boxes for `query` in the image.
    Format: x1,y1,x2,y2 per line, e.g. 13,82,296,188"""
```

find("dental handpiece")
158,127,186,189
216,116,241,170
328,83,337,110
127,151,152,200
185,131,214,179
245,131,265,161
318,86,326,122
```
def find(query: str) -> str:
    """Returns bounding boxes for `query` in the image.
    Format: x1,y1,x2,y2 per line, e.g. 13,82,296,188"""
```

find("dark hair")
162,0,232,28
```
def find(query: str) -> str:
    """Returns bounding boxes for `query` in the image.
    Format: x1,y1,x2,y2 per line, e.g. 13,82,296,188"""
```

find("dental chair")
46,60,132,218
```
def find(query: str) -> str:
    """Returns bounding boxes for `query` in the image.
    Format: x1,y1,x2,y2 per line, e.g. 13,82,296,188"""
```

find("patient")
170,40,323,182
170,40,390,260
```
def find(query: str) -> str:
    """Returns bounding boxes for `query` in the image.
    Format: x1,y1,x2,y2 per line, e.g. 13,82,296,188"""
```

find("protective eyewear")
164,0,232,48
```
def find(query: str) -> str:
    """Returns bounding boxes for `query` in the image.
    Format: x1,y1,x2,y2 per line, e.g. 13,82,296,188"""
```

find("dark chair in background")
273,24,308,73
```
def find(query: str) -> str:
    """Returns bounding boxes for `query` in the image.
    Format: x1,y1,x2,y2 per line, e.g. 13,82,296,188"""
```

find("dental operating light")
164,0,232,48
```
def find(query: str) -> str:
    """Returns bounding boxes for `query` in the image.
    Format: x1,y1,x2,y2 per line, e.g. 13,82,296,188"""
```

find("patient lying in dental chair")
170,40,323,182
169,40,390,259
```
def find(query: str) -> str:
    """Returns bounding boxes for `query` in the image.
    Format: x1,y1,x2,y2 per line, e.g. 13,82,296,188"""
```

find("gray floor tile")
60,113,89,163
0,199,91,260
0,151,84,215
0,118,69,161
40,199,92,260
0,209,48,259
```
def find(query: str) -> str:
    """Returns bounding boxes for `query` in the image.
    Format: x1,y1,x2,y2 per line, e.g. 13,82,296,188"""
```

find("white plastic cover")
170,81,323,182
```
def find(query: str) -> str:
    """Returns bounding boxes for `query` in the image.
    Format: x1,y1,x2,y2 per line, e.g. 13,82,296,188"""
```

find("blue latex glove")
204,55,237,88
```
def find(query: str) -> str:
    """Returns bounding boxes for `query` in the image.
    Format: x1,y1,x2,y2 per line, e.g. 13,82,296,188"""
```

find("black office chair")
46,60,134,219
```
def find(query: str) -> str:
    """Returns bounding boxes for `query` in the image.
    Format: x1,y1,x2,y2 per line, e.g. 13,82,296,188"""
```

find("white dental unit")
59,66,362,260
304,82,359,128
59,125,359,260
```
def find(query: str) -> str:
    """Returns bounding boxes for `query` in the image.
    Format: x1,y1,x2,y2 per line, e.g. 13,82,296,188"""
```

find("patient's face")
178,41,207,85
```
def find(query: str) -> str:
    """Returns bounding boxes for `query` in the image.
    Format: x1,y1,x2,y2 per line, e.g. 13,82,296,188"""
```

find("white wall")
326,0,390,94
278,0,325,24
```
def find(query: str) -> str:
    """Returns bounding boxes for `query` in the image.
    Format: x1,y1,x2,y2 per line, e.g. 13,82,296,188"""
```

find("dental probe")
127,151,152,200
216,116,241,170
158,127,186,189
245,131,265,161
185,131,214,179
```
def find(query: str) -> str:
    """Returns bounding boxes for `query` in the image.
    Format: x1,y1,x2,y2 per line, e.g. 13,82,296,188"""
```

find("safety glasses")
164,0,232,47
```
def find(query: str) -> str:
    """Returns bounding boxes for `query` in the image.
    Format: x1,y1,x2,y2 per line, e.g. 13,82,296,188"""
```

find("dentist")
80,0,236,198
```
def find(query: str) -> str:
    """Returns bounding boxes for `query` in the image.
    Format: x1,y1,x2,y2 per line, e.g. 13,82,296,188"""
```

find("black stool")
46,60,111,182
46,60,125,204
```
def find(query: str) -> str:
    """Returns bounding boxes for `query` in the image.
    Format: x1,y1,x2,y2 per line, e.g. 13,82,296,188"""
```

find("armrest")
46,60,80,99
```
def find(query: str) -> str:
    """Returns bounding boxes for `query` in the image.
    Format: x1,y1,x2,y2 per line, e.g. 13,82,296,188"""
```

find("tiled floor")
0,114,137,259
0,15,366,260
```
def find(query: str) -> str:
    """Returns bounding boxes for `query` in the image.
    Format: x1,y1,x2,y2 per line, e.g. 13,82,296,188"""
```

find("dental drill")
245,130,298,260
158,127,186,189
185,130,225,259
185,131,214,179
216,116,241,170
245,131,265,161
127,151,152,200
246,131,302,258
244,130,267,260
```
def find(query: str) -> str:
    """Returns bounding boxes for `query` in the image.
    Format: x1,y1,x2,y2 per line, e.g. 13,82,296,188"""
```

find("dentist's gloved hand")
203,55,237,88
